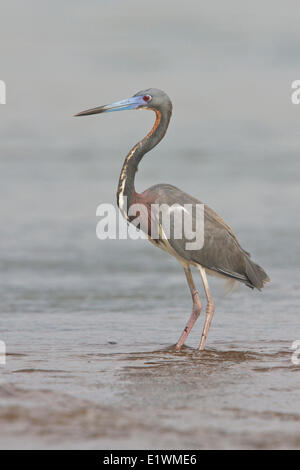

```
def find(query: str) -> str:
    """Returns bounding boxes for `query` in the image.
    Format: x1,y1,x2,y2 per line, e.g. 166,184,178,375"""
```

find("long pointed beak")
74,96,143,117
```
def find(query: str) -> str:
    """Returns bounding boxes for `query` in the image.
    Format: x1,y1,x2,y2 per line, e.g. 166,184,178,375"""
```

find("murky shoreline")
1,334,299,449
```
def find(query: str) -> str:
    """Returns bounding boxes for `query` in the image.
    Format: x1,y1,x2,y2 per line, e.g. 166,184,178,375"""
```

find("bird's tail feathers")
245,258,270,290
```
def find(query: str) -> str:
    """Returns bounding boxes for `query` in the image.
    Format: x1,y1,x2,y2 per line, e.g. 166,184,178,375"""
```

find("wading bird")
75,88,269,350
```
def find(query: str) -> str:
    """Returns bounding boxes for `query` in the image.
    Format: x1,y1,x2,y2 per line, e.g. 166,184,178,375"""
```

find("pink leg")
198,266,215,350
176,267,202,351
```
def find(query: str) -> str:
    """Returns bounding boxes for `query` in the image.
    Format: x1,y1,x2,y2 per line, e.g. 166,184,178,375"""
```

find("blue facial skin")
102,96,145,113
75,94,150,117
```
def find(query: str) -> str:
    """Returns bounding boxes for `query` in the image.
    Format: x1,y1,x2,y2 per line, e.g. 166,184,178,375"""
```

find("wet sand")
1,342,300,449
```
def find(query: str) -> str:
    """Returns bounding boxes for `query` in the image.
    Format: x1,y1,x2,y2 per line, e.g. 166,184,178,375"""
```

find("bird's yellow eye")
143,95,151,102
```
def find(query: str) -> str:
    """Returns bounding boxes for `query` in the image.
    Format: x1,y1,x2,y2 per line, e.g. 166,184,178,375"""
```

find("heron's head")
75,88,172,117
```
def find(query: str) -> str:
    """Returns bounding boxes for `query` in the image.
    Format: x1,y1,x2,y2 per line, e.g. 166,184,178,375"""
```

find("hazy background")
0,0,299,449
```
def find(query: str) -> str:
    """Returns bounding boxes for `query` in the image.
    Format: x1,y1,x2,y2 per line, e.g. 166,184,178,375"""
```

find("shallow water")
0,0,300,449
1,337,300,449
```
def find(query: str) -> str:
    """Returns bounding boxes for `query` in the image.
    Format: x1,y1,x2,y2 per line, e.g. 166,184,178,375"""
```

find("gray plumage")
143,183,269,290
76,87,270,350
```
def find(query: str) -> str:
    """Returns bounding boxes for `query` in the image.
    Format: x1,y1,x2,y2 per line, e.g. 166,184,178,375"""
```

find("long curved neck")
117,106,172,216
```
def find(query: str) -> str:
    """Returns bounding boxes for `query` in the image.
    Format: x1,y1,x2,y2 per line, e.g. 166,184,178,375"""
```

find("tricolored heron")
75,88,270,350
